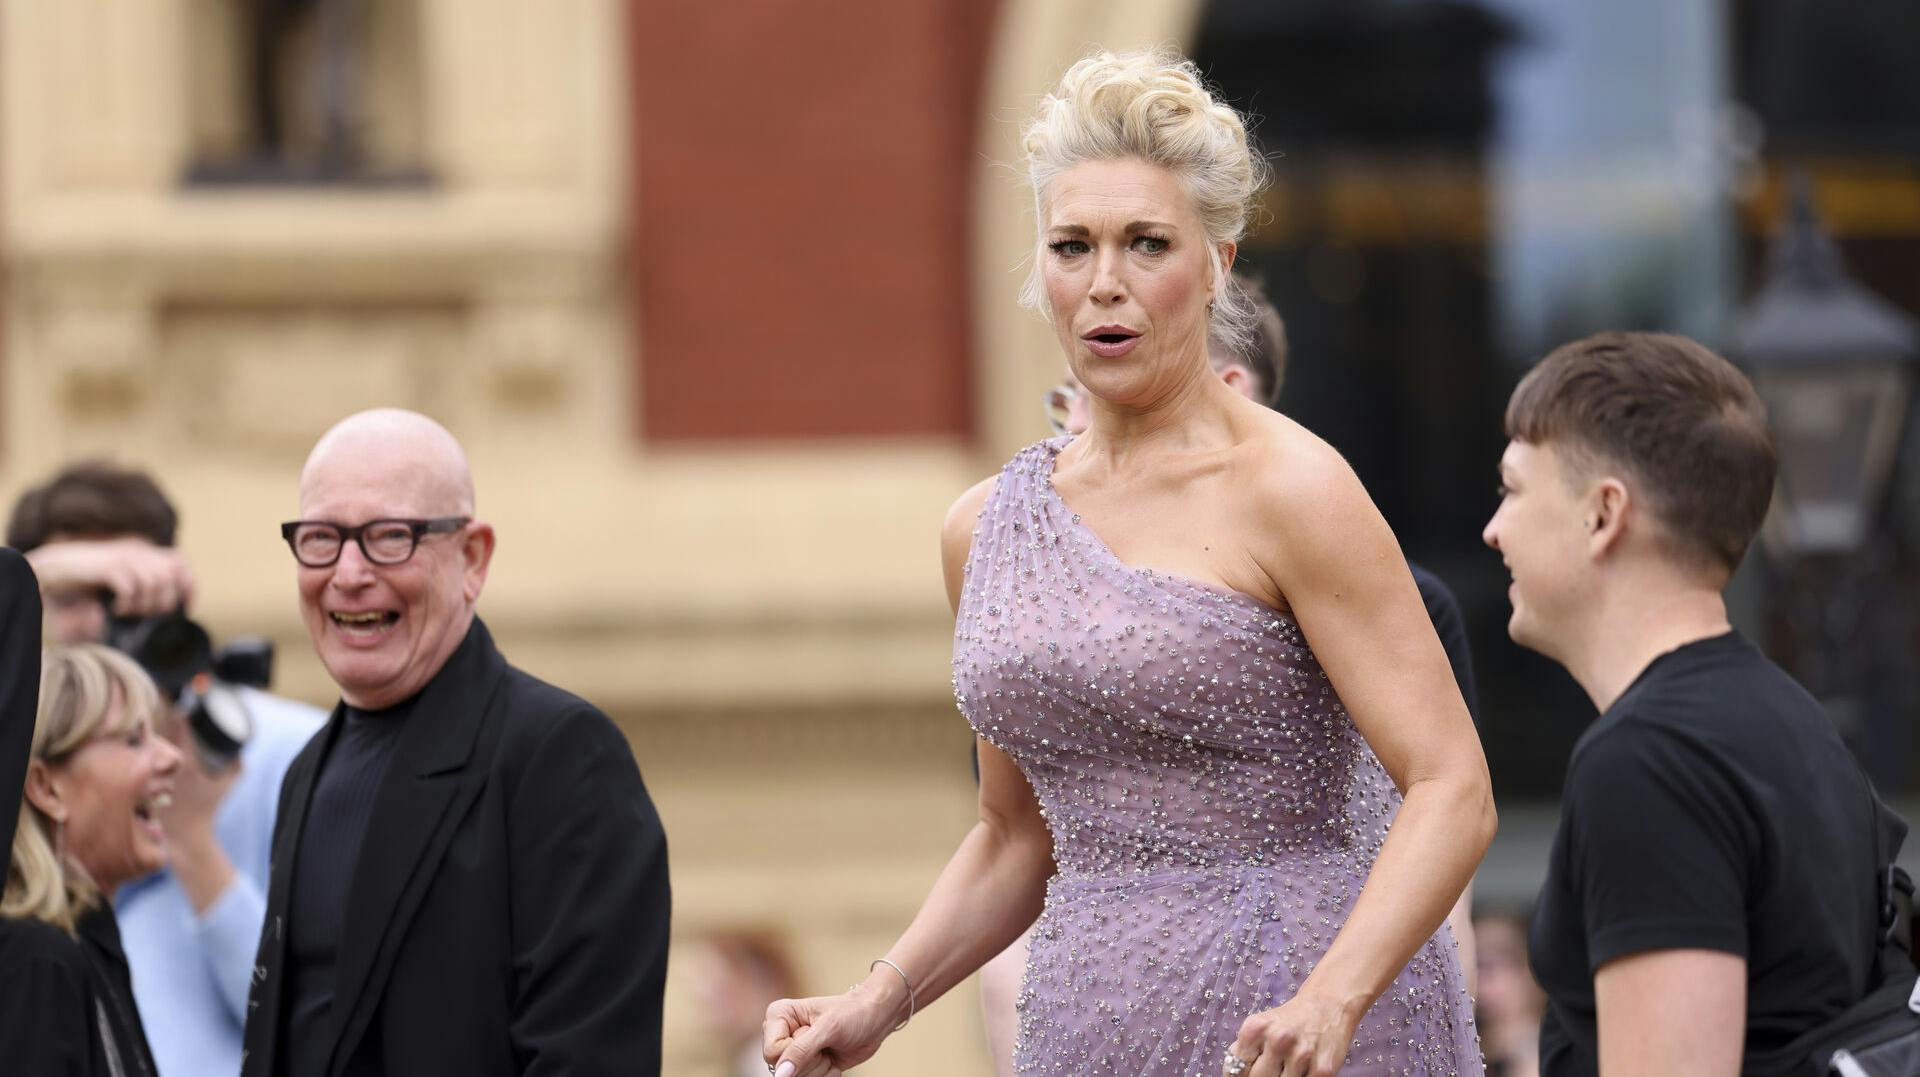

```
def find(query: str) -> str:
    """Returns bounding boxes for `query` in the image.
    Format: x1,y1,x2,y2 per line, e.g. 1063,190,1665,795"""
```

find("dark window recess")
183,0,431,187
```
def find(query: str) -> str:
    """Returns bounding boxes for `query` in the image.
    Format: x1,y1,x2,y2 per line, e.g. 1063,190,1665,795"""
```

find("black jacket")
0,547,41,859
0,905,160,1077
0,548,157,1076
241,618,670,1077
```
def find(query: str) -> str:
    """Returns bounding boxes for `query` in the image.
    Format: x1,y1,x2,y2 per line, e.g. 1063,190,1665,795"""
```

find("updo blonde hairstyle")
2,645,160,933
1020,48,1269,353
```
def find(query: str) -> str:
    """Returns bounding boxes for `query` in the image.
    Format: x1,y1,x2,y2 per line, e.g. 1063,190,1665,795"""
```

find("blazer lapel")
321,620,507,1077
242,715,339,1077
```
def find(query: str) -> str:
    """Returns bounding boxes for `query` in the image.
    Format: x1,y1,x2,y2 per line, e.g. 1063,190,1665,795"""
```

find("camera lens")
109,611,213,702
186,683,253,772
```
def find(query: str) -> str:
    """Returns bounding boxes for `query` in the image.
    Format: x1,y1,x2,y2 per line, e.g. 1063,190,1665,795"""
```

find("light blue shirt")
117,687,325,1077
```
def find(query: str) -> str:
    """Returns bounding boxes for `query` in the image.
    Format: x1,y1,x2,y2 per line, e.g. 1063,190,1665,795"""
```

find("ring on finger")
1223,1047,1254,1075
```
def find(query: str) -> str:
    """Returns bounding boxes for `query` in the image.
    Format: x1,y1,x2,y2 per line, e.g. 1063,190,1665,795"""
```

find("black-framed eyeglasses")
279,517,470,568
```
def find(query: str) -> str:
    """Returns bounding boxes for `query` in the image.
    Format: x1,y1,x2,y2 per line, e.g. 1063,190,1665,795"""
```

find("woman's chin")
127,834,171,879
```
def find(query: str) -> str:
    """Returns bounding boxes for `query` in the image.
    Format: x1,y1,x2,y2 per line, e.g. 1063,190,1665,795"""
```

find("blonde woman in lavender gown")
765,49,1494,1077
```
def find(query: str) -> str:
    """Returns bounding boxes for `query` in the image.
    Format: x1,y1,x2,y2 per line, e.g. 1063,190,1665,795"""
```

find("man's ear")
461,521,497,603
1585,477,1632,560
23,758,66,823
1216,364,1258,402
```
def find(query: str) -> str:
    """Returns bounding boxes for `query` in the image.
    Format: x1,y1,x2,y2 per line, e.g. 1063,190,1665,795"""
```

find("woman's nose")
1088,252,1126,305
154,733,182,775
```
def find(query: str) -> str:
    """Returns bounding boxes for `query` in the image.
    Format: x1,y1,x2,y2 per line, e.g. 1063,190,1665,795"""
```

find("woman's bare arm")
865,476,1055,1009
766,478,1056,1076
1229,435,1495,1070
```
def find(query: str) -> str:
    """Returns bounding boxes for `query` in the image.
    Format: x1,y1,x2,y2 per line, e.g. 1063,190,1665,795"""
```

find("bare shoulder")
943,475,999,549
941,475,1000,607
1233,412,1369,522
1230,414,1395,583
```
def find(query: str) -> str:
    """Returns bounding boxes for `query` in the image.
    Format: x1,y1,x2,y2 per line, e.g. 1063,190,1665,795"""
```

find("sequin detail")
954,438,1482,1076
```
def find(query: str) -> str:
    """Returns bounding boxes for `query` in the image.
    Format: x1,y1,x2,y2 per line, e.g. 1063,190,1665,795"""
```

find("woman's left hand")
1223,990,1361,1077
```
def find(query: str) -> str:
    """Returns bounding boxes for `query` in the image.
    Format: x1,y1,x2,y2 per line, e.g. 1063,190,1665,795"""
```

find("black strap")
1883,866,1913,957
1848,753,1914,974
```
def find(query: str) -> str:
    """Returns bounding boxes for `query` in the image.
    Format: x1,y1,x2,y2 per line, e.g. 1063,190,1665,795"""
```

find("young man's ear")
1217,364,1258,400
1585,478,1632,559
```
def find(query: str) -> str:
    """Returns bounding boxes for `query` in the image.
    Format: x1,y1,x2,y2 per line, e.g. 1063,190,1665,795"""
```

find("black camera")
106,607,273,772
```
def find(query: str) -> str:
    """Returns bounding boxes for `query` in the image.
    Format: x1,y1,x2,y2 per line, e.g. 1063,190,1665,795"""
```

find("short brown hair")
1208,273,1288,407
1505,331,1776,574
6,462,177,551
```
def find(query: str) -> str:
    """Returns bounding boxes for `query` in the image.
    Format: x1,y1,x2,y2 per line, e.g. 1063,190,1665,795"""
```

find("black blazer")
241,618,670,1077
0,547,41,856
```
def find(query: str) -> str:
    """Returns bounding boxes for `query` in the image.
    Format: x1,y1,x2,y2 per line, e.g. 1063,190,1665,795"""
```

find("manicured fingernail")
775,1063,795,1077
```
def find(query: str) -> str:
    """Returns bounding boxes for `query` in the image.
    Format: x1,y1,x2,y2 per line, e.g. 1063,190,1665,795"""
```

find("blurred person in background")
0,645,182,1075
766,49,1492,1077
1483,332,1902,1075
982,274,1486,1075
241,409,670,1077
690,931,800,1077
8,463,324,1077
1472,910,1542,1077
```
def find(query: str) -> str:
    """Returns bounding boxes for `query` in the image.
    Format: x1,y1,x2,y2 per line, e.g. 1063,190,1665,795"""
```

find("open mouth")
1081,326,1142,358
134,792,171,837
331,610,400,636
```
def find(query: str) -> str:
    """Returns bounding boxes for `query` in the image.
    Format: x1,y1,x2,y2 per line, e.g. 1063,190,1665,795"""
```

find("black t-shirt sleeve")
1564,722,1754,970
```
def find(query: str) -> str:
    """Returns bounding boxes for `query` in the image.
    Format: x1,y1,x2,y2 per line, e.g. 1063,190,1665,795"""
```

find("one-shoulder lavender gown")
953,439,1482,1076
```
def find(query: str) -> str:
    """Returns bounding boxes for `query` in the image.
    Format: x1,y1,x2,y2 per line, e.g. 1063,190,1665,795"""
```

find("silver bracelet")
868,957,917,1031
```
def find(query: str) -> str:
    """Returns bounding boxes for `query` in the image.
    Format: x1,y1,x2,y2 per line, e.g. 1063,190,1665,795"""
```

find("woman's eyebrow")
1048,220,1178,235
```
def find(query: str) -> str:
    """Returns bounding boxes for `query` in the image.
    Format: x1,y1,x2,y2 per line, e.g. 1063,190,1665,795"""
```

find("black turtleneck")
280,695,415,1077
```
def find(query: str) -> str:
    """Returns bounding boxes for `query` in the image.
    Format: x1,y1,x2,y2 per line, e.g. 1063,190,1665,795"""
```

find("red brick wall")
631,1,998,441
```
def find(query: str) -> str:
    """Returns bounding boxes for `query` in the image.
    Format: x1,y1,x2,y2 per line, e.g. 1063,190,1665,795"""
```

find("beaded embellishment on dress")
953,438,1482,1076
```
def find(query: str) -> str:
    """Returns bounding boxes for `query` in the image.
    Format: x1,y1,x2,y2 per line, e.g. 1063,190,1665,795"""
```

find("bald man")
241,410,670,1077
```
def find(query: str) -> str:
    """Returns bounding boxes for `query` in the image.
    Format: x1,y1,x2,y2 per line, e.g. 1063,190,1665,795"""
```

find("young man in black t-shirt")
1482,331,1896,1075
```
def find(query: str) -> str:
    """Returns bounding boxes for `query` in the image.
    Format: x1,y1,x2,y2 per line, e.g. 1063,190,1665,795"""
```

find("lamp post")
1730,174,1920,787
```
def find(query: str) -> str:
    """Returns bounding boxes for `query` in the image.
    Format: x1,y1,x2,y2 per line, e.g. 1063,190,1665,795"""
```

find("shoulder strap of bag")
1847,753,1914,974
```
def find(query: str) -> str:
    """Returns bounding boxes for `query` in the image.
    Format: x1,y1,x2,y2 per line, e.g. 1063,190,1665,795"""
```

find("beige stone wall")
1,2,1199,1073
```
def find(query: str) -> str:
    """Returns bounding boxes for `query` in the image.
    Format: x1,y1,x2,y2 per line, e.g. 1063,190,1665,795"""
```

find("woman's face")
1041,157,1225,410
43,690,180,896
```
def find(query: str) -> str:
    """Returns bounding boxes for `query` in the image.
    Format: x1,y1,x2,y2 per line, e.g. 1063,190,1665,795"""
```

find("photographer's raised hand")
26,536,195,625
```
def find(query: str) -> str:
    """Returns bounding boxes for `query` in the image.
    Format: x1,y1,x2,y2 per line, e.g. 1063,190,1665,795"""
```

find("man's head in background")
1206,272,1287,407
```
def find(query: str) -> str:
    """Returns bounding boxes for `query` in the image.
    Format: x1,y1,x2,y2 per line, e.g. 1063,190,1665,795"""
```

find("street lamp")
1730,174,1920,789
1731,175,1919,557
